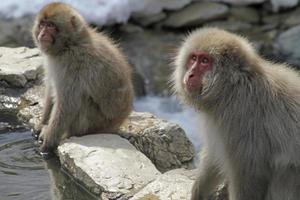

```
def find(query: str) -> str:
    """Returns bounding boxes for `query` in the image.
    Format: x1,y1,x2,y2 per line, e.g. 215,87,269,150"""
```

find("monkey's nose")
189,74,195,79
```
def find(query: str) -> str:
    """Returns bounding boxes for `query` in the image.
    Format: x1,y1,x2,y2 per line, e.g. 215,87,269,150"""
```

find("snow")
0,0,191,25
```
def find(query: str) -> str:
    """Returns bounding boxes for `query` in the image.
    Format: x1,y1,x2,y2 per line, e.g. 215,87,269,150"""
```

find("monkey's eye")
39,22,44,29
201,57,209,64
39,21,56,29
47,22,55,28
191,55,197,61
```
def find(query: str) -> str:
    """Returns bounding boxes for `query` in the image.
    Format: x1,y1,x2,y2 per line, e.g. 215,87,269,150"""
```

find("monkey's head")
172,28,260,110
32,3,88,55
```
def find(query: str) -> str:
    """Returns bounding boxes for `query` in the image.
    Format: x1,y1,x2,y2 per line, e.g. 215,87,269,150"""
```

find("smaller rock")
0,16,34,47
18,85,44,125
133,0,192,17
229,6,260,24
0,47,43,87
206,20,252,32
275,25,300,65
131,169,197,200
163,2,229,28
120,112,195,172
119,24,144,34
208,0,266,5
58,134,161,197
0,94,20,111
262,13,282,27
132,12,167,27
270,0,299,12
283,8,300,28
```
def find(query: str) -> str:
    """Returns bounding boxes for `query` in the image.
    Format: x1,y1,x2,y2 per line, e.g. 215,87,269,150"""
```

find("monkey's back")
260,61,300,165
45,30,134,136
80,32,134,134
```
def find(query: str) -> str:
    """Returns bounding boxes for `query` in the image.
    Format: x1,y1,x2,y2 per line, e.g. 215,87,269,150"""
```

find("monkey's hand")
38,126,55,159
32,123,44,140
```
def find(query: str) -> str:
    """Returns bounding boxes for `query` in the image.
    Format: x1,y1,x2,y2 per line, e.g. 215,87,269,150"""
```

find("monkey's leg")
33,86,53,139
192,150,223,200
229,172,269,200
39,99,73,154
40,87,54,125
265,167,300,200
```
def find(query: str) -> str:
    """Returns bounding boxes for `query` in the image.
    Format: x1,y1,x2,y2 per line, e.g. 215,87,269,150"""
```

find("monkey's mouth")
184,82,203,94
184,75,203,93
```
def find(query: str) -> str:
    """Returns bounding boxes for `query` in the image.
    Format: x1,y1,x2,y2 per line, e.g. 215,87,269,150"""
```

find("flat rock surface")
131,168,197,200
58,134,161,197
0,47,43,87
275,25,300,65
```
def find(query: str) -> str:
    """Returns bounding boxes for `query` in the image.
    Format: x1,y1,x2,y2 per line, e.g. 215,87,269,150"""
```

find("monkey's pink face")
183,51,213,93
37,20,58,47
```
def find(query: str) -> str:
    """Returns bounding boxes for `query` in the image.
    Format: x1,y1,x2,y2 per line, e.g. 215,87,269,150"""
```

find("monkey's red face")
183,51,213,92
37,20,58,47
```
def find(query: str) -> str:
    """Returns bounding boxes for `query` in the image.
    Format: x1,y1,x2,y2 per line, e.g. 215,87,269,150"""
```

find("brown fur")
32,3,134,153
171,27,300,200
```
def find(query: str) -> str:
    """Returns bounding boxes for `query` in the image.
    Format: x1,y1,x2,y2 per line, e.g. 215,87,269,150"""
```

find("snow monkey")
32,2,134,155
172,27,300,200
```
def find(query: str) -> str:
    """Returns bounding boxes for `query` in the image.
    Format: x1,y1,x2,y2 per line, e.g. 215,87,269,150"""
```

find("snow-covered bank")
0,0,191,25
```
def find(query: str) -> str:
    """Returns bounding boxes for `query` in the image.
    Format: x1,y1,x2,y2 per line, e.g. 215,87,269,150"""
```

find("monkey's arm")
33,85,53,138
230,171,269,200
230,148,270,200
40,85,54,125
39,86,79,152
86,67,132,119
192,150,223,200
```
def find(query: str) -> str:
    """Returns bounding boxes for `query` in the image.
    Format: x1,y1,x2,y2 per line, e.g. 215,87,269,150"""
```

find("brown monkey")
171,27,300,200
32,3,134,155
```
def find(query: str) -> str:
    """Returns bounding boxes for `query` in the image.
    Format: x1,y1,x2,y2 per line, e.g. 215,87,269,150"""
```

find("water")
0,114,98,200
0,96,202,200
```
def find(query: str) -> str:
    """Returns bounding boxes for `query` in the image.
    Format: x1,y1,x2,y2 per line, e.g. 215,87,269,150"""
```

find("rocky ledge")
0,47,228,200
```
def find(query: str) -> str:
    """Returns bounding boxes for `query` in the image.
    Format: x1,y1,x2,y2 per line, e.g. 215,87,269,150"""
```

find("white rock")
131,0,192,16
131,169,197,200
57,134,161,196
163,2,229,28
0,47,43,87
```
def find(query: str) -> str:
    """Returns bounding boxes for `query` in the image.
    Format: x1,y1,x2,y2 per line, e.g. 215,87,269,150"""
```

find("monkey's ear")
70,16,78,29
70,16,85,31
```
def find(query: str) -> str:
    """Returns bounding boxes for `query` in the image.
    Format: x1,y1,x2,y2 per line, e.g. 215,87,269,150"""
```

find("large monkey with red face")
172,28,300,200
32,3,134,155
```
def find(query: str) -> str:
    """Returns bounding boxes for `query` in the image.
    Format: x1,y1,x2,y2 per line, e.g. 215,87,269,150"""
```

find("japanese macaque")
32,3,134,154
171,27,300,200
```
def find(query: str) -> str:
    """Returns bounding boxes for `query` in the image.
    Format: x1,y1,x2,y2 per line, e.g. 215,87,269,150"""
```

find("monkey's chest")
202,117,228,171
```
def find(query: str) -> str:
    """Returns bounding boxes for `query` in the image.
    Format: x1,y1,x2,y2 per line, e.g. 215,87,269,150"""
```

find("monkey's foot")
31,129,40,140
39,144,55,159
31,125,43,140
39,151,54,159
